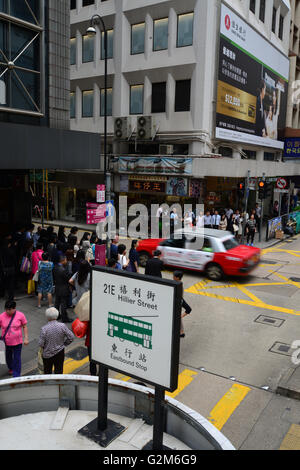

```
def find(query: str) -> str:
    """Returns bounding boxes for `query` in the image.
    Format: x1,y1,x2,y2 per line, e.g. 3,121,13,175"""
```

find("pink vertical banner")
95,244,106,266
97,184,105,203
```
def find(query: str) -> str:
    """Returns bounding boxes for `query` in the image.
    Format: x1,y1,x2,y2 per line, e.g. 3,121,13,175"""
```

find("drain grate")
261,260,278,265
255,315,284,327
269,342,292,356
66,346,88,361
290,277,300,283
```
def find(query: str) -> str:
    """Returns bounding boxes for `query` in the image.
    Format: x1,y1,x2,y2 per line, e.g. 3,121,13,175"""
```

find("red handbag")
72,318,89,338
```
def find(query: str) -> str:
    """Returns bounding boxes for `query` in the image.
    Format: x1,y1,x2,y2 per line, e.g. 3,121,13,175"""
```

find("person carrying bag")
0,311,16,364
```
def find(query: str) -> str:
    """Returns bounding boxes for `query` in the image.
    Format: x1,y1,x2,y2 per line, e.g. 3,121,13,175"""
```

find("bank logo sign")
216,4,289,149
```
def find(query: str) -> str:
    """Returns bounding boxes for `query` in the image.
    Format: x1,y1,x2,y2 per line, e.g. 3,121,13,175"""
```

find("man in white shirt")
212,210,221,229
204,211,212,228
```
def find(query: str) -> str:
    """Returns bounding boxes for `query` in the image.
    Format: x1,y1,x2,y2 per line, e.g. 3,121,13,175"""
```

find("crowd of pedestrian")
0,224,106,377
178,204,263,246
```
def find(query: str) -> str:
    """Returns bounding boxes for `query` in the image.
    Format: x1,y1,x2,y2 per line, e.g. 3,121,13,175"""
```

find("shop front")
204,177,241,211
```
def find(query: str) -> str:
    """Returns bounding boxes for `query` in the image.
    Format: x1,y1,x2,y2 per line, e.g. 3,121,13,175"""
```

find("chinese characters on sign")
91,269,181,391
129,180,166,193
284,138,300,158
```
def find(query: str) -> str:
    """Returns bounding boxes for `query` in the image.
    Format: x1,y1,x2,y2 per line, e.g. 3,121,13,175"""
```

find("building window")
101,29,114,59
70,92,76,118
82,0,94,6
264,152,275,161
70,0,76,9
131,22,145,55
0,17,42,113
152,82,166,113
153,18,168,51
130,84,144,115
177,13,194,47
278,15,284,40
259,0,265,22
242,149,256,160
219,147,233,157
70,38,76,65
82,90,94,117
82,34,94,62
100,88,113,116
249,0,256,14
2,0,41,24
272,7,277,33
175,80,191,112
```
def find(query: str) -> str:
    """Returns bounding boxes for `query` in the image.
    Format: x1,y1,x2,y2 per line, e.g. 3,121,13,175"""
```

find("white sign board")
91,268,181,391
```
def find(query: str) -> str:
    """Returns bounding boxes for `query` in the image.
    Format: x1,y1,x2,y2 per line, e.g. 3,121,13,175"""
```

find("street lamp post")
86,15,111,247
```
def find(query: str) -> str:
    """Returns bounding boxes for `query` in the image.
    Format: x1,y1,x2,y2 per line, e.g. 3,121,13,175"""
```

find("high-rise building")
67,0,298,223
0,0,100,235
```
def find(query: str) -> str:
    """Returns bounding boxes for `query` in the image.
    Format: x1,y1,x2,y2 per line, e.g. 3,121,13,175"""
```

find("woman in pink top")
31,242,44,276
0,300,29,377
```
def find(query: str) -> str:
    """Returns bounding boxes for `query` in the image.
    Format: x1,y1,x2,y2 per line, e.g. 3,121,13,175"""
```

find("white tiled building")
61,0,300,221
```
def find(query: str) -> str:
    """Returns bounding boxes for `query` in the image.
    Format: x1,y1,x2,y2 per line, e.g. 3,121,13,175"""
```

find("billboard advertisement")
216,4,289,149
284,138,300,158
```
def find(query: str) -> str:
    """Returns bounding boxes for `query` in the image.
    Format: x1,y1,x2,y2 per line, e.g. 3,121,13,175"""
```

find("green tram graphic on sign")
107,312,153,350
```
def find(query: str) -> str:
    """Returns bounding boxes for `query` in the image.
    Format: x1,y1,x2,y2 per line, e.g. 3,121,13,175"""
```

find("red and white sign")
86,204,106,224
276,178,287,190
225,14,231,30
97,185,105,203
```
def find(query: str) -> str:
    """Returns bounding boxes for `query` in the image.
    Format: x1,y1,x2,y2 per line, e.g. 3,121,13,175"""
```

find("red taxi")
137,228,260,281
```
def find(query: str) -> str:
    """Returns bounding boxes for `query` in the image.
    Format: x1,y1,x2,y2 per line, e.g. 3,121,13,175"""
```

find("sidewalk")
33,217,293,251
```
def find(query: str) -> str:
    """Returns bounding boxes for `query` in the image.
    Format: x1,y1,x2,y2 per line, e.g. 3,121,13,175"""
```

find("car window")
199,237,214,252
223,238,239,251
161,238,185,248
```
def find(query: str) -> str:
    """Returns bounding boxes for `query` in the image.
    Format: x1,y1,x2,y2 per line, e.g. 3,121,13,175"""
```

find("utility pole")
259,172,266,243
242,170,250,244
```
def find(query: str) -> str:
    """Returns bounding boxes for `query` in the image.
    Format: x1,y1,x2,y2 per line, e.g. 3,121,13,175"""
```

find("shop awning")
0,122,101,170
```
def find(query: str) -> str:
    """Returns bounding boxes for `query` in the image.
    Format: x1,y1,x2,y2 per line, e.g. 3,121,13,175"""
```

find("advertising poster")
216,4,289,149
119,157,192,175
166,177,188,196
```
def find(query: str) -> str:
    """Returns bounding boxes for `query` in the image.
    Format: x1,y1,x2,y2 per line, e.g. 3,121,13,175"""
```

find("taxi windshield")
223,237,239,251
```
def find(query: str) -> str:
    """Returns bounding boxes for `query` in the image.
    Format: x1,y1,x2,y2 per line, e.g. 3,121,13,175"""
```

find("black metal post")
153,386,165,450
98,364,108,431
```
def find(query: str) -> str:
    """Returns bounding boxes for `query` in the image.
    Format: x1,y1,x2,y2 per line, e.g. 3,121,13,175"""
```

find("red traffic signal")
258,180,265,188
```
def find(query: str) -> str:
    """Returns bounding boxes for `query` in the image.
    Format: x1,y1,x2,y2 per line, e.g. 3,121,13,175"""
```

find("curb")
276,367,300,401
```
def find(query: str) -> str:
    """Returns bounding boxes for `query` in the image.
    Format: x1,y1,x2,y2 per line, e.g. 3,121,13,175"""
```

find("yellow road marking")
186,286,300,316
64,356,89,374
166,369,198,398
114,373,131,382
233,282,264,305
280,424,300,450
272,272,300,289
207,384,251,431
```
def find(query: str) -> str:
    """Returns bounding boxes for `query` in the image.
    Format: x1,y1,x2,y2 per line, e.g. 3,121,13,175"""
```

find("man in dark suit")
53,255,72,323
145,250,164,278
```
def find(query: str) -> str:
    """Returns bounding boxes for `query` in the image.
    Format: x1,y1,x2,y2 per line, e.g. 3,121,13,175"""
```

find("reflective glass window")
10,0,40,24
130,84,143,115
177,13,194,47
70,92,75,118
101,29,114,59
70,38,76,65
131,23,145,55
82,89,94,117
153,18,168,51
82,34,94,62
100,87,112,116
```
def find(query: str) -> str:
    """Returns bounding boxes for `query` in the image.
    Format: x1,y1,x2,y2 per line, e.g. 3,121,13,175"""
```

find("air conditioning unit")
159,144,174,155
114,117,132,140
136,115,152,140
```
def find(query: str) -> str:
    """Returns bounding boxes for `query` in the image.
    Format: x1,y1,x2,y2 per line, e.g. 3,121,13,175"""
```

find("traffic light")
258,180,265,199
237,182,245,198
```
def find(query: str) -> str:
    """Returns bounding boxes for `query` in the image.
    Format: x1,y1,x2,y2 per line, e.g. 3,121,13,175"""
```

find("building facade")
0,0,100,235
68,0,299,222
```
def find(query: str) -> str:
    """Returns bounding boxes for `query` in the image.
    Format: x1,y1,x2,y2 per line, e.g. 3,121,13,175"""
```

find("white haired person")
38,307,74,374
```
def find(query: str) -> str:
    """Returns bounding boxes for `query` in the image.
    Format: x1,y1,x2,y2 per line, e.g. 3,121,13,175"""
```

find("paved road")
2,234,300,450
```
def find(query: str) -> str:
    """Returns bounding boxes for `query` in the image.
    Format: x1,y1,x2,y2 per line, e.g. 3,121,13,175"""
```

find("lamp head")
86,25,97,36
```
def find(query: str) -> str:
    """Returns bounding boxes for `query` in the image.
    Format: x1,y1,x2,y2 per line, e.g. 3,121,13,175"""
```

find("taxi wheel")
138,251,150,267
205,263,223,281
